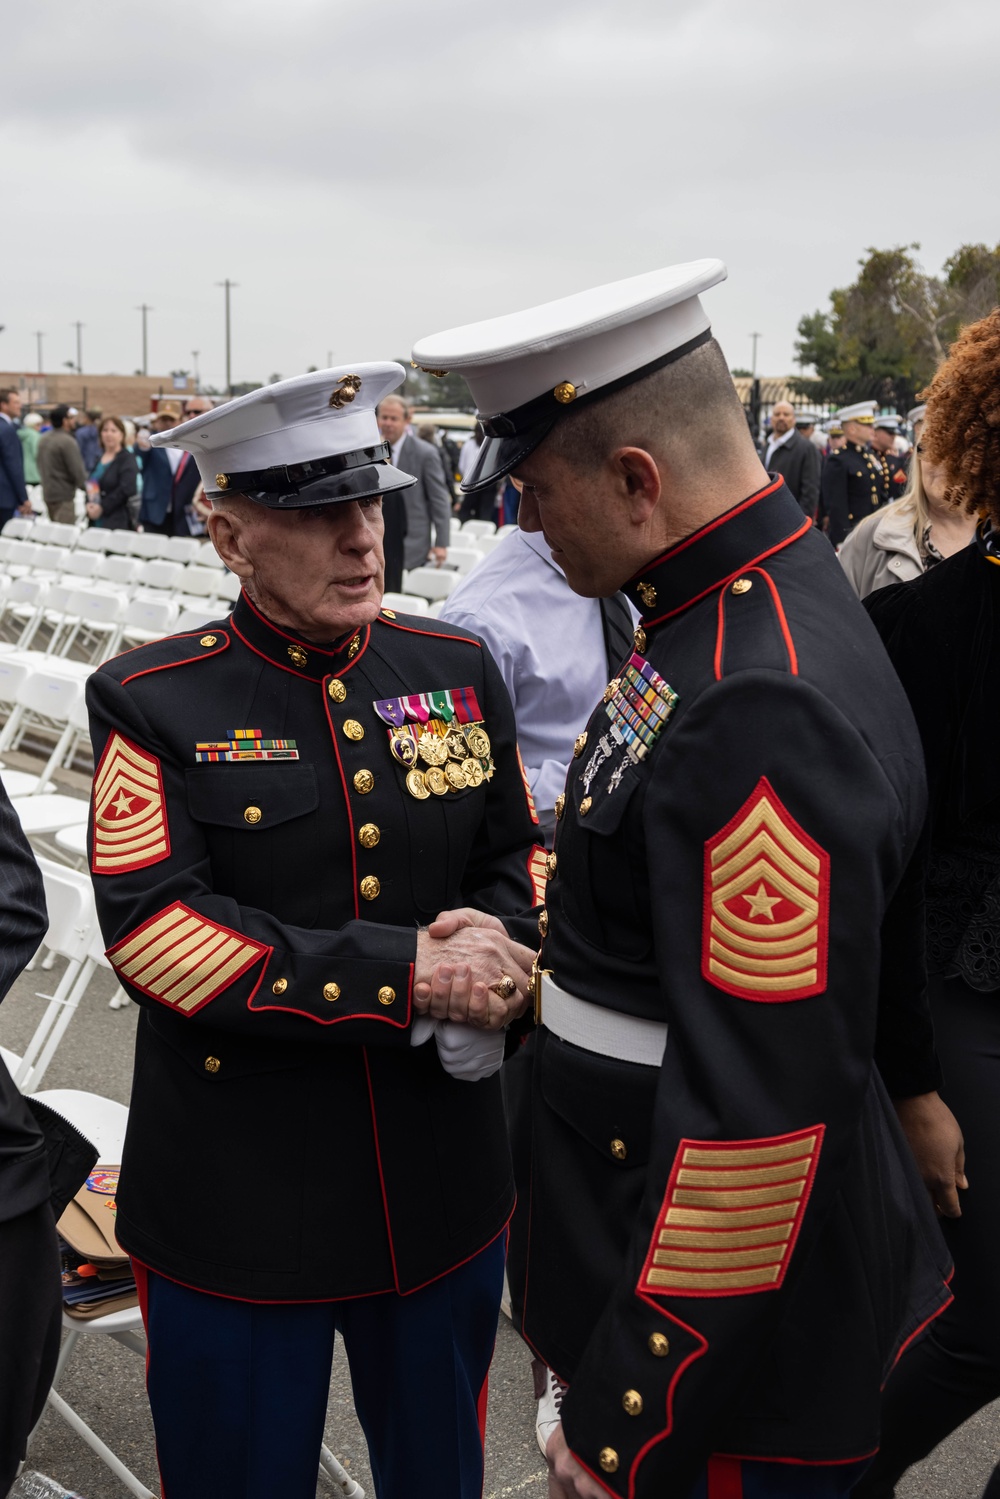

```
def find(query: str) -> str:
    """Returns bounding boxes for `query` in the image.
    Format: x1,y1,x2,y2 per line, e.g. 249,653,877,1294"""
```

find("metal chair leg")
319,1443,365,1497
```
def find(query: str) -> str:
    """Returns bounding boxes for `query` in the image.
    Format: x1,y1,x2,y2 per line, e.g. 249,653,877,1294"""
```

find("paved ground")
1,756,997,1496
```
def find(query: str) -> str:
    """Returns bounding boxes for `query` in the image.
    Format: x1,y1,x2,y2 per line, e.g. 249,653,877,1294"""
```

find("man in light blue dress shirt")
440,527,636,842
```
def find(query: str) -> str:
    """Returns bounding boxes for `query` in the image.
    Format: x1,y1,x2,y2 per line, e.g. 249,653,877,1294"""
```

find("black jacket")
86,593,542,1300
0,417,28,515
764,430,821,518
507,480,951,1496
820,440,890,546
92,449,138,530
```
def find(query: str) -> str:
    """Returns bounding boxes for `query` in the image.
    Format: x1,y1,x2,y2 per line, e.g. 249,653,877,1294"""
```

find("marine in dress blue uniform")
819,402,890,546
86,364,543,1499
413,267,953,1499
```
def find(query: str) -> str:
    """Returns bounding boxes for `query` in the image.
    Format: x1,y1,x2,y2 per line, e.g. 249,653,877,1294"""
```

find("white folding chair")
401,566,459,602
442,546,483,576
0,670,84,786
178,564,220,598
101,530,134,555
128,531,169,558
460,519,497,540
55,587,129,663
118,594,180,648
135,558,184,594
382,591,429,615
95,554,143,591
164,535,203,563
73,528,108,554
1,517,34,540
9,791,90,842
197,544,226,570
60,550,102,582
175,605,218,631
31,693,93,793
47,522,81,548
213,570,242,603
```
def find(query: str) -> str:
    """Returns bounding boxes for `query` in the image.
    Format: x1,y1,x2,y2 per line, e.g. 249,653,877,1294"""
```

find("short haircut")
86,409,102,421
50,404,70,427
544,337,747,471
922,306,1000,522
100,415,127,443
0,389,17,407
377,394,410,418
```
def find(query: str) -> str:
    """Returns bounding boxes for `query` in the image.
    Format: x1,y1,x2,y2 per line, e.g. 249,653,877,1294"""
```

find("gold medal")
462,758,484,787
417,733,448,766
445,729,468,760
389,731,418,767
406,768,430,800
425,765,449,796
465,725,491,759
444,761,468,790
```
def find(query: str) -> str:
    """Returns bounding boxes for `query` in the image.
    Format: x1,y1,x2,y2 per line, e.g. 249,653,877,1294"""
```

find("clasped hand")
414,908,536,1030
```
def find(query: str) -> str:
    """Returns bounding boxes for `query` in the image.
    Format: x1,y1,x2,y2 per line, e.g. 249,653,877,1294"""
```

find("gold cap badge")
215,473,230,490
329,374,362,409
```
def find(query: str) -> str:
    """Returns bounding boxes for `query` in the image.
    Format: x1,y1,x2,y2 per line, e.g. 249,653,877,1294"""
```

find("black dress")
857,531,1000,1498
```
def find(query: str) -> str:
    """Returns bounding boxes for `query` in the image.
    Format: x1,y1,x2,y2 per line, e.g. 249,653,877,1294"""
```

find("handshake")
411,908,537,1082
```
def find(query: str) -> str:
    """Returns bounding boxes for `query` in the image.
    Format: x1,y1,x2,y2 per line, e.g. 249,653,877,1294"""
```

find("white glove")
434,1021,506,1081
410,1016,439,1048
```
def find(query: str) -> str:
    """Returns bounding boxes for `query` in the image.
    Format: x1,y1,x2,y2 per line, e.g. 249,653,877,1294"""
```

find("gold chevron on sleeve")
107,902,270,1015
701,777,829,1002
91,732,170,875
637,1127,824,1298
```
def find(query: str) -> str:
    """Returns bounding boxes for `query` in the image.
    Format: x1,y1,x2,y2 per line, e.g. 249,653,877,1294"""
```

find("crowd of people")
1,256,1000,1499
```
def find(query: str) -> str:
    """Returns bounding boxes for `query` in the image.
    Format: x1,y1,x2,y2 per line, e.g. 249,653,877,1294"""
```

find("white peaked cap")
411,259,727,491
150,363,415,508
836,400,879,424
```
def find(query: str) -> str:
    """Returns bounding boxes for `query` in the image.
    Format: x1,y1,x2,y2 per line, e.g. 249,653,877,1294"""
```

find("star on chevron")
110,790,135,817
743,882,782,921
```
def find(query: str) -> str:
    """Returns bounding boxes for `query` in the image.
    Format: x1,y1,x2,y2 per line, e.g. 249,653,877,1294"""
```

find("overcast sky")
3,0,997,392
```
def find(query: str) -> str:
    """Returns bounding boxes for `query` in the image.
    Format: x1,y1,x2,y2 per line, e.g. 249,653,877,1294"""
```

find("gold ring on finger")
490,974,517,1000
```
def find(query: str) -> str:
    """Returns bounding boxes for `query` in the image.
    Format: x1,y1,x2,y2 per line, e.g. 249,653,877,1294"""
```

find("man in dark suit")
377,395,451,574
762,401,821,519
144,398,214,535
0,389,31,531
136,411,182,531
0,782,56,1495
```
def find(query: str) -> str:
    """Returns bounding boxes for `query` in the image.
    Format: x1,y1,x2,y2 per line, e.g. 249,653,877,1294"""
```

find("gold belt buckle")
530,959,552,1026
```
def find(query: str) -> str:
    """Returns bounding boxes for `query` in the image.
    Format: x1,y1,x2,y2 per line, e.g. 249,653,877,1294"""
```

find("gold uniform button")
731,577,753,595
204,1056,221,1073
328,679,347,703
622,1389,643,1417
634,627,647,652
271,978,288,995
382,607,396,619
599,1448,619,1474
553,380,577,404
378,986,396,1006
580,796,593,815
538,908,549,938
360,875,381,901
546,852,557,878
200,634,217,648
573,732,587,758
323,983,341,1002
648,1333,670,1357
244,806,262,825
343,719,365,741
554,793,566,820
610,1137,627,1160
353,770,374,794
358,823,380,849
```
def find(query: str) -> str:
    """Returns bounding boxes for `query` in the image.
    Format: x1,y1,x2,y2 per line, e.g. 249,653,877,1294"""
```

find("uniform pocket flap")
538,1030,659,1167
576,762,642,836
185,764,319,829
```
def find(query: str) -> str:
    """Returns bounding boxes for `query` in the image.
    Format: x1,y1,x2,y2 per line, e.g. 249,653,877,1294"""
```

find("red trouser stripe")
707,1454,744,1499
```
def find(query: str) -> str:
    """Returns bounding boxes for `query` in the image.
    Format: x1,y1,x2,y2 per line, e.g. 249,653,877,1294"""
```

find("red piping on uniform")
324,682,360,918
230,617,371,680
380,616,482,649
886,1273,955,1382
644,515,811,629
363,1046,402,1292
247,963,414,1028
241,589,366,659
714,1447,879,1467
120,633,230,684
707,1454,743,1499
744,567,799,674
129,1254,395,1306
626,1302,709,1498
713,587,726,682
130,1260,168,1499
631,479,783,578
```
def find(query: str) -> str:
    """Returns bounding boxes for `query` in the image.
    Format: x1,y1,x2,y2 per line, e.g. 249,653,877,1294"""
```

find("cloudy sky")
3,0,997,391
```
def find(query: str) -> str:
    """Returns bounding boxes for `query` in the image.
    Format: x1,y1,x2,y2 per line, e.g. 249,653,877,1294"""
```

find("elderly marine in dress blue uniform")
412,266,953,1499
85,364,542,1499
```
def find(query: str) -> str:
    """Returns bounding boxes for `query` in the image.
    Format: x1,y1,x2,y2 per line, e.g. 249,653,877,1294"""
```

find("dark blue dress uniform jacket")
820,439,890,546
508,480,951,1497
85,593,542,1301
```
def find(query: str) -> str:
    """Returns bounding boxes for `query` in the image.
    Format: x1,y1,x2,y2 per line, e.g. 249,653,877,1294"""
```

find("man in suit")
377,395,451,574
763,401,821,519
144,397,214,535
0,390,32,530
136,411,183,531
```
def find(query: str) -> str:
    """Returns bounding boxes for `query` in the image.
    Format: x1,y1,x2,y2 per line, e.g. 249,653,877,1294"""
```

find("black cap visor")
461,416,557,493
207,441,416,508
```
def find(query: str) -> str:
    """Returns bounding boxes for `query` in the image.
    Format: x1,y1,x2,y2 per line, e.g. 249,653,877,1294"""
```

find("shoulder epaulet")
99,625,231,684
376,608,481,648
714,567,798,681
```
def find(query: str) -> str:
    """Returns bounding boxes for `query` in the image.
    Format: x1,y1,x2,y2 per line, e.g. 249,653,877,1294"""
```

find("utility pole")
750,332,762,378
327,349,333,368
33,331,44,374
216,279,239,396
71,321,84,374
192,351,200,391
136,304,153,376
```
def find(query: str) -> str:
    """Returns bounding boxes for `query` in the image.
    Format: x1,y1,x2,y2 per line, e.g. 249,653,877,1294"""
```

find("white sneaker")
532,1358,568,1458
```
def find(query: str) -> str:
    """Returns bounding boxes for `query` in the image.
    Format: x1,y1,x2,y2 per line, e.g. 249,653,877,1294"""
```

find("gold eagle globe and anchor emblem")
328,374,363,409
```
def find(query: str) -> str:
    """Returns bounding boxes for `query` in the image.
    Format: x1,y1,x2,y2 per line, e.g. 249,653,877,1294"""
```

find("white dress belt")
540,973,667,1068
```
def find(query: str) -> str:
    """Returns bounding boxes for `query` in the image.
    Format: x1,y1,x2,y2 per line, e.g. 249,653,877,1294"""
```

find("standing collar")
229,590,372,682
622,478,811,628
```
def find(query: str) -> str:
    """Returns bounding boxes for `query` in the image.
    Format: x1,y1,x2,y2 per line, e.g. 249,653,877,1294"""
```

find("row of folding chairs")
3,514,216,565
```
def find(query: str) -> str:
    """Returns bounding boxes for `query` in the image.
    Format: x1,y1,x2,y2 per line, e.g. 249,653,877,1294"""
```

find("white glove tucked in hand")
407,1016,505,1081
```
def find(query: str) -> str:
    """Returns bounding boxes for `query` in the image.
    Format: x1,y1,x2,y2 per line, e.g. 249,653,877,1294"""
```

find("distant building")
0,371,196,418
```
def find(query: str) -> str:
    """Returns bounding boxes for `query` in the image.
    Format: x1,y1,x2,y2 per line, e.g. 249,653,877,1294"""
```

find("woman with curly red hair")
856,308,1000,1497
